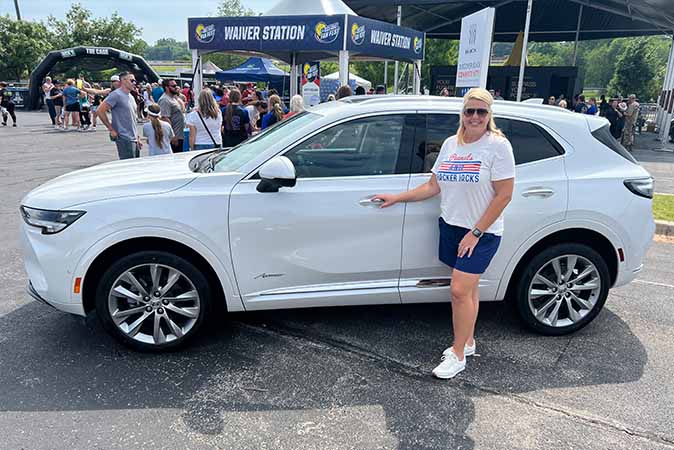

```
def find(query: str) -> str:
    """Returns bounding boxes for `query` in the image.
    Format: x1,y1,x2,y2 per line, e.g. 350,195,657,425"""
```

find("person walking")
0,82,17,127
43,77,56,126
260,94,284,130
186,88,223,151
621,94,639,151
284,95,305,119
373,87,515,379
159,79,185,153
96,72,142,160
61,79,81,130
182,83,194,109
48,81,64,128
222,88,250,147
143,104,174,156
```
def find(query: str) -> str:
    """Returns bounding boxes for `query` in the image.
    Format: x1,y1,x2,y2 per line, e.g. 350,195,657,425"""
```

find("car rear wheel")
514,243,610,335
95,251,212,351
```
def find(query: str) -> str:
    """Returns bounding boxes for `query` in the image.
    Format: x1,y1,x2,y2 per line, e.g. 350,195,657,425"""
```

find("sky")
0,0,274,44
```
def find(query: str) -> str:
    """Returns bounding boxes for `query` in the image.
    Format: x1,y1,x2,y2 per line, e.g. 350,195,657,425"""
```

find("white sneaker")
432,351,466,379
442,341,476,359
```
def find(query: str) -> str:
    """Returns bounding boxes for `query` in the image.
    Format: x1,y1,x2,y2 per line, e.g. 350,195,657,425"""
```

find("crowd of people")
545,93,641,151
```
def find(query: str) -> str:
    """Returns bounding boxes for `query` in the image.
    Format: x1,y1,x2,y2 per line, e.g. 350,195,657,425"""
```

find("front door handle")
359,197,385,207
522,187,555,198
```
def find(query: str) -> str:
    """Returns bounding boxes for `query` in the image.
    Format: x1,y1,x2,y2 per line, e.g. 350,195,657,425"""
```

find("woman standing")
61,79,81,130
186,88,223,151
374,88,515,379
260,94,284,129
221,88,250,147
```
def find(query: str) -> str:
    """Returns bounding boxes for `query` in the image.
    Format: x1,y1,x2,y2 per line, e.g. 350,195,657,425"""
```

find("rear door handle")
522,187,555,198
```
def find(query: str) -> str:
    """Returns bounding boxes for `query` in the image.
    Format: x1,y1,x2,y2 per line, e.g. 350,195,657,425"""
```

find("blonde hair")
268,94,284,122
456,87,504,146
198,88,219,119
289,94,305,113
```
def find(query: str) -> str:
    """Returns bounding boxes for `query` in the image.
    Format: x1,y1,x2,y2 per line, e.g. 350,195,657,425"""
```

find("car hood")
22,152,201,210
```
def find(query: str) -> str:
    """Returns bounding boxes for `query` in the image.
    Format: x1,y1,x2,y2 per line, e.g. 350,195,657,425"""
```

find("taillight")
624,177,654,199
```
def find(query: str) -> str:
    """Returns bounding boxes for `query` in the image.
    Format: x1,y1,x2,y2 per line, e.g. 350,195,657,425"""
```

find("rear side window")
591,124,637,163
495,118,564,165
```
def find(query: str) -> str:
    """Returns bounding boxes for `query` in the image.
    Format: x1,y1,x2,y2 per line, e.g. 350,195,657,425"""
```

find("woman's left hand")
458,232,479,258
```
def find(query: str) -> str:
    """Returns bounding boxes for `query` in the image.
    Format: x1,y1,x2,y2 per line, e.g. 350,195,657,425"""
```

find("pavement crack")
236,321,674,449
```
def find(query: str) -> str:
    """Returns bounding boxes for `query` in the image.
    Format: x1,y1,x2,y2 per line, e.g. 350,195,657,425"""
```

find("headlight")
20,206,85,234
623,177,654,199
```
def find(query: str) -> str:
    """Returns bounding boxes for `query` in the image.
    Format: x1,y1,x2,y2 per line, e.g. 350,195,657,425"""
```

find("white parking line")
634,279,674,289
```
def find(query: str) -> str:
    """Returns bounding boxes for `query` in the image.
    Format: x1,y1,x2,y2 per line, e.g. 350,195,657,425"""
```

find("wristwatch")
471,227,483,238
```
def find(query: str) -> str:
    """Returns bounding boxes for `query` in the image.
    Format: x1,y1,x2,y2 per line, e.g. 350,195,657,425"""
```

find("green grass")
653,194,674,222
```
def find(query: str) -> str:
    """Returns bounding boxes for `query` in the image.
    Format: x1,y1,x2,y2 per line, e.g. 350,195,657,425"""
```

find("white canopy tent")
323,71,372,90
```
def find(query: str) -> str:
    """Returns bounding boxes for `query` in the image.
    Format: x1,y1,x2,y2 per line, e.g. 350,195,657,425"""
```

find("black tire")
514,243,610,336
95,251,212,352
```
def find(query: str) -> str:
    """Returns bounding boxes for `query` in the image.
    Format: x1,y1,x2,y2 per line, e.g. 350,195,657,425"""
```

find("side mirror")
256,156,297,193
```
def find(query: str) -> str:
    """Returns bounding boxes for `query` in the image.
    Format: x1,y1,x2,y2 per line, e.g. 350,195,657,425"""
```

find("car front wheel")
95,251,212,351
514,243,610,335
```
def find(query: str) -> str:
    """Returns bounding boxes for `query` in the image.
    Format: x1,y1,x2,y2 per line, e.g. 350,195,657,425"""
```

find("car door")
229,113,416,310
399,113,568,303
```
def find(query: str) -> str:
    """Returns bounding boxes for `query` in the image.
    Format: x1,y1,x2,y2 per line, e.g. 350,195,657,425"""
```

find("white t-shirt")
431,132,515,236
186,109,222,146
245,105,259,126
143,121,174,156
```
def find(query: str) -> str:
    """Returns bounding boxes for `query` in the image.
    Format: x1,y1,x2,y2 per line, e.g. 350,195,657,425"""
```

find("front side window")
285,115,407,178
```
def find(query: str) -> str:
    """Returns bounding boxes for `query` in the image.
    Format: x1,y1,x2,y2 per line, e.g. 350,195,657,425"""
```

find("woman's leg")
468,285,479,347
63,111,70,129
449,269,481,360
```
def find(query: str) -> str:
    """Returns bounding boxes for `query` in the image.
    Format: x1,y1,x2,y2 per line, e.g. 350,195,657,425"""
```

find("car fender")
495,218,625,300
72,226,244,312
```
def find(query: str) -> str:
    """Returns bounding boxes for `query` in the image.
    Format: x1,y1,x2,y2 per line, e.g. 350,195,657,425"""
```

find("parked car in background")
21,96,654,351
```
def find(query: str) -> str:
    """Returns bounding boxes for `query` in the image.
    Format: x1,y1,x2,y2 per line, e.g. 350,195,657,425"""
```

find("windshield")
213,112,318,172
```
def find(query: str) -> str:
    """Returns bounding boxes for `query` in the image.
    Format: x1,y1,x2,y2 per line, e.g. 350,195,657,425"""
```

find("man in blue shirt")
152,80,164,103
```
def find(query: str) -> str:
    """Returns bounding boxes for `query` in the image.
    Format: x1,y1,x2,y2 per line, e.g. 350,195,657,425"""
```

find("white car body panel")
19,96,654,323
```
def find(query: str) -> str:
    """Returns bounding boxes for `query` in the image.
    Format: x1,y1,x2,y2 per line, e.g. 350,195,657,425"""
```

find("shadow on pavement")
0,299,646,449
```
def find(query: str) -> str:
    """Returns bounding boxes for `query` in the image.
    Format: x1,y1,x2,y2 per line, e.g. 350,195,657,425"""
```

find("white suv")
20,96,655,351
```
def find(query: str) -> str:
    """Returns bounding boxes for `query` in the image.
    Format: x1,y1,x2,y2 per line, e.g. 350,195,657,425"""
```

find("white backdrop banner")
456,7,495,91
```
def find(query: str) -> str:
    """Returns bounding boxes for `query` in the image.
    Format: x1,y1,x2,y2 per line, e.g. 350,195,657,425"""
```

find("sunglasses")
463,108,489,117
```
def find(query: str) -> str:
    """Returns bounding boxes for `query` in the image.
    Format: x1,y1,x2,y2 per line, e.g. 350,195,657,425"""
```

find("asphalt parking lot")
1,111,673,450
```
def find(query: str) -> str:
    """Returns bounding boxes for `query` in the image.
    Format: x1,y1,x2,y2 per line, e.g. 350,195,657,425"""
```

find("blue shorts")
438,218,501,275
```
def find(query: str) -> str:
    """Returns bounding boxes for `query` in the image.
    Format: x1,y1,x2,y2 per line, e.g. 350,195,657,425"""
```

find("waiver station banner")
346,16,425,62
189,15,425,63
189,16,345,54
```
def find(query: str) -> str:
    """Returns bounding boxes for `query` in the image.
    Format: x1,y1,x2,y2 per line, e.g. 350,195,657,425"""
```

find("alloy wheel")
107,263,201,345
527,254,602,328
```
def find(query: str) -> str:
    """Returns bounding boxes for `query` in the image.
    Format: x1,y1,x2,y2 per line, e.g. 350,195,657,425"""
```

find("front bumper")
27,281,56,309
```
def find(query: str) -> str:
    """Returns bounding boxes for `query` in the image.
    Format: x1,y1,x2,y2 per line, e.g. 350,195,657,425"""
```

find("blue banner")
346,16,425,61
189,16,345,54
